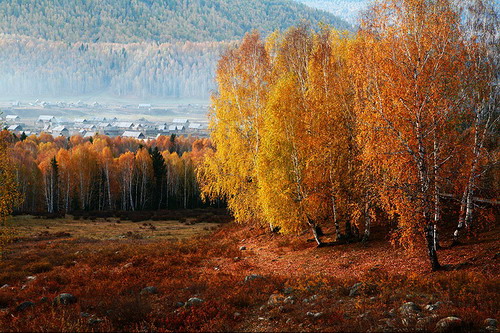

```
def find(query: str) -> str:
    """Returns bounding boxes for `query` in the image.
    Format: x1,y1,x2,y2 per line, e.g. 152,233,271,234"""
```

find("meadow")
0,211,498,332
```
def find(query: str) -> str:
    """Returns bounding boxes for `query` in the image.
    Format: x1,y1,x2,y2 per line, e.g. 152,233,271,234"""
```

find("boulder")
435,317,463,332
485,319,498,328
186,297,204,307
140,286,158,295
268,294,284,307
53,293,77,305
349,282,363,297
425,301,443,311
416,316,434,331
244,274,263,282
239,246,246,251
88,318,103,325
306,311,323,318
398,302,421,316
15,301,34,312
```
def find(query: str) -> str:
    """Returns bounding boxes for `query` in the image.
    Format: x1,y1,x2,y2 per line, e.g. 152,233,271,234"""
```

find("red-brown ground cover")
0,219,498,332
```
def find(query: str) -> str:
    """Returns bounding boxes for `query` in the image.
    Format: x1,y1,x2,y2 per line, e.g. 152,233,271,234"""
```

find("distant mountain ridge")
0,0,351,43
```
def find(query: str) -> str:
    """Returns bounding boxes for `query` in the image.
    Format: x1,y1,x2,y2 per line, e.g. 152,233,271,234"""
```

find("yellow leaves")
0,138,23,257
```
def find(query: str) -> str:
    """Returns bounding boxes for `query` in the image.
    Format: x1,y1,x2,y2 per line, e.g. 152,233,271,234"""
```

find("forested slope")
0,0,350,100
0,36,228,99
0,0,349,43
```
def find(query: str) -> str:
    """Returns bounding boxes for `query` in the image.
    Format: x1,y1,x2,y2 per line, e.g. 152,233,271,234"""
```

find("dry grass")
9,214,221,241
0,215,498,332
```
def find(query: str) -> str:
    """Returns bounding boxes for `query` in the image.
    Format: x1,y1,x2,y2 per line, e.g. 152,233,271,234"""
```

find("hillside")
0,36,227,100
297,0,368,23
0,0,351,101
0,0,350,43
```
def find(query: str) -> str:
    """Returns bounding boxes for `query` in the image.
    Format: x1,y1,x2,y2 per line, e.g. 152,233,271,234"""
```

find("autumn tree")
452,0,500,243
353,0,486,270
199,31,271,226
0,131,22,257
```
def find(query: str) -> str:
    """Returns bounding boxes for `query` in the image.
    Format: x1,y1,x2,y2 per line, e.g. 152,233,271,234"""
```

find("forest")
199,0,499,271
2,131,212,213
0,0,349,99
0,36,226,99
0,0,349,43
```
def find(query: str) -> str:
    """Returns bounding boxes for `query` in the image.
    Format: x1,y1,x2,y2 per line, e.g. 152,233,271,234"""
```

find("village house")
114,122,135,129
7,124,23,132
122,131,145,139
6,115,21,123
172,118,189,126
37,115,56,124
51,126,70,137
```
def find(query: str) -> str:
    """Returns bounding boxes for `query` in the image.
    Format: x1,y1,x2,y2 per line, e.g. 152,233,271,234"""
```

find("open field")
0,213,498,332
8,214,221,242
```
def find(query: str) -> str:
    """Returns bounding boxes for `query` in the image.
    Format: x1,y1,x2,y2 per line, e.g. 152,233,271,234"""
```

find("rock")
239,246,246,251
359,311,372,320
283,287,294,295
244,274,263,282
435,317,463,332
234,312,241,318
402,317,414,327
88,318,103,325
284,296,295,304
140,286,158,295
306,311,323,318
80,312,90,318
425,301,443,311
268,294,284,307
379,318,396,329
39,297,48,303
349,282,363,297
416,316,434,330
485,319,498,328
53,293,77,305
1,284,9,289
398,302,421,316
186,297,204,307
16,301,34,312
486,327,498,333
26,276,36,281
175,302,185,308
303,295,318,303
123,263,133,269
